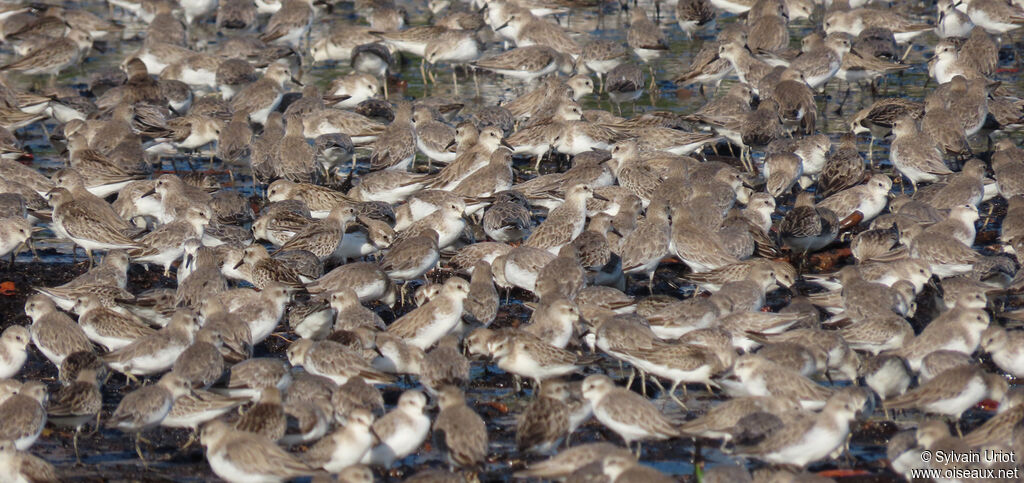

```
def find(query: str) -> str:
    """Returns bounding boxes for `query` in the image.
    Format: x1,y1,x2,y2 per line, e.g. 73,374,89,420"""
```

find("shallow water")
2,0,1023,480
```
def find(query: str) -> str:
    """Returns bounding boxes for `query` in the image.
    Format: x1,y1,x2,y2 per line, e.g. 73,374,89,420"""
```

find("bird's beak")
324,94,351,104
592,193,609,201
233,259,244,269
445,138,457,150
499,138,513,149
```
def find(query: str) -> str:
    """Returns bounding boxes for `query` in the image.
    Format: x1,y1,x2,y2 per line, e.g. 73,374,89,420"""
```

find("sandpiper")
885,365,1003,427
718,41,774,91
259,0,313,48
73,293,156,351
627,9,669,63
678,395,798,440
0,381,46,450
276,204,358,261
0,439,58,482
465,260,499,327
818,132,864,197
0,326,28,379
966,0,1024,35
107,373,191,461
524,184,600,254
131,206,212,276
387,277,469,348
824,7,932,44
581,374,682,454
412,108,457,164
423,31,482,89
489,331,588,385
516,379,571,454
0,29,91,79
433,385,489,469
47,367,102,461
817,174,893,224
514,442,633,479
736,388,868,467
676,0,716,37
473,46,565,83
721,355,832,410
230,63,293,125
286,338,394,386
25,294,93,368
361,390,430,467
48,188,140,264
101,309,199,378
980,326,1024,378
304,408,375,472
780,192,839,255
370,101,416,171
379,229,440,288
201,419,316,482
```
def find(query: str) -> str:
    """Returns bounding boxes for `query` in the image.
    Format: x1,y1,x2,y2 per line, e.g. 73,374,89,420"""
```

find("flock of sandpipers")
0,0,1021,481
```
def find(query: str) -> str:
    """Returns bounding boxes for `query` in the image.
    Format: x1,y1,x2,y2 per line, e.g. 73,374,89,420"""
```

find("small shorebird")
581,374,682,455
107,373,191,462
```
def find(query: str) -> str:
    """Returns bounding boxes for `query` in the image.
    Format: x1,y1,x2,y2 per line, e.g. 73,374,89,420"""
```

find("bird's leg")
135,433,148,465
835,84,851,114
90,413,101,436
73,427,82,464
742,146,753,173
668,381,687,410
39,121,51,143
899,42,914,63
180,430,198,450
473,68,480,98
